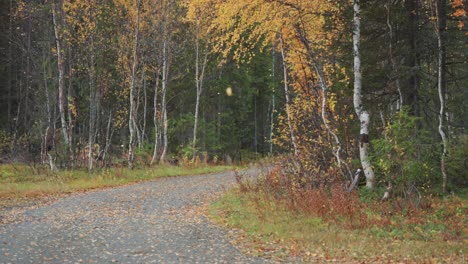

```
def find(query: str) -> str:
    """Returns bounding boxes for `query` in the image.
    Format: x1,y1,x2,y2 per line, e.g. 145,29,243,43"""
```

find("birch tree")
433,0,448,193
51,0,70,147
159,33,170,163
185,0,211,157
192,38,208,155
278,35,298,156
353,0,376,188
128,0,142,168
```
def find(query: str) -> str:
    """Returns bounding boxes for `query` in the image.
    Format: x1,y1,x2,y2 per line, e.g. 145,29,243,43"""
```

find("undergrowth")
210,163,467,262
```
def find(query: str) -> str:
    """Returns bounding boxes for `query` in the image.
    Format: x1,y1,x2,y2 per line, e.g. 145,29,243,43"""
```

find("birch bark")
51,0,70,147
353,0,376,188
150,68,160,165
279,35,298,156
159,38,169,163
434,0,448,193
192,32,208,155
128,0,141,168
88,35,97,170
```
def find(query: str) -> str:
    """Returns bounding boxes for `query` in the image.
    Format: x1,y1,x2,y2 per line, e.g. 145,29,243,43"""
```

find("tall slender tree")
353,0,375,188
51,0,70,147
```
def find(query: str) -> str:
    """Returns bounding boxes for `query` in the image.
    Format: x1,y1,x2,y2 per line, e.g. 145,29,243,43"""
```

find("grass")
0,163,235,200
209,187,467,263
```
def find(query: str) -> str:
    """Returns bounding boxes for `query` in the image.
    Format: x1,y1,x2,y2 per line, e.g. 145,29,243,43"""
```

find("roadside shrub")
0,130,14,156
236,160,366,227
371,108,435,197
133,142,154,165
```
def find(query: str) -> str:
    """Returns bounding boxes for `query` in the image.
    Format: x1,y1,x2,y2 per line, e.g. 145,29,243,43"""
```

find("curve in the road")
0,170,268,264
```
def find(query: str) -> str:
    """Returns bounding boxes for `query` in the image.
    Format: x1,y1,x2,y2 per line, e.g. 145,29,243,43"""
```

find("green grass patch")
0,163,235,200
209,188,467,262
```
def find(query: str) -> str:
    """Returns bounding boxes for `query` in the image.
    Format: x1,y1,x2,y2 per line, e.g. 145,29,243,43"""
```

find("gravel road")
0,169,268,264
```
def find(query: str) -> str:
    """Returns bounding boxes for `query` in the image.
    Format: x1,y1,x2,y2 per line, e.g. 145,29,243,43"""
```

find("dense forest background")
0,0,466,193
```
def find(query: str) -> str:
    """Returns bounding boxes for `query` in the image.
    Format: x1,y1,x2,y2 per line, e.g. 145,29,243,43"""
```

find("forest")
0,0,466,193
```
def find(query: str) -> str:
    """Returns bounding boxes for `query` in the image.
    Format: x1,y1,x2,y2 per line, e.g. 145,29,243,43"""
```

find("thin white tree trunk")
135,67,143,148
314,62,352,180
270,49,275,155
102,111,113,163
150,69,161,165
42,48,56,171
142,69,147,144
279,36,298,156
128,0,141,168
159,39,169,163
192,36,208,155
88,36,97,170
435,0,448,193
353,0,376,188
51,0,69,147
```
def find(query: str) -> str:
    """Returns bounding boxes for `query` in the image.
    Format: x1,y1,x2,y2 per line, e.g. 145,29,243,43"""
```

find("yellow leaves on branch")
451,0,467,29
63,0,98,44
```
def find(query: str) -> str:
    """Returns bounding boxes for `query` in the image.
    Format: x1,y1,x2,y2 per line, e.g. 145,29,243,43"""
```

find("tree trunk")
192,34,208,156
42,47,56,171
150,69,161,165
435,0,448,193
102,111,113,164
142,68,147,144
159,38,169,163
279,35,298,156
353,0,376,188
88,35,97,171
314,62,352,180
128,0,141,169
269,49,275,155
51,0,70,147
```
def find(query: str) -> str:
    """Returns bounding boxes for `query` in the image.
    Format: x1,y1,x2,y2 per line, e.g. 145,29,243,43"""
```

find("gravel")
0,169,270,264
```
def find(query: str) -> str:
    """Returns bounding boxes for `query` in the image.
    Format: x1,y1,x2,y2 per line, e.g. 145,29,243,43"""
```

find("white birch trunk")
314,62,352,180
150,69,160,165
159,38,169,163
88,36,97,170
435,0,448,193
128,0,141,168
192,34,208,155
142,69,147,144
270,49,275,155
51,0,69,147
279,36,298,156
102,111,113,163
353,0,376,188
42,48,56,171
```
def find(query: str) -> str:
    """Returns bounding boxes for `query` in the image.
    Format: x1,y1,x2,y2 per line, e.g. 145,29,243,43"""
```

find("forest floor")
209,177,467,263
0,167,273,263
